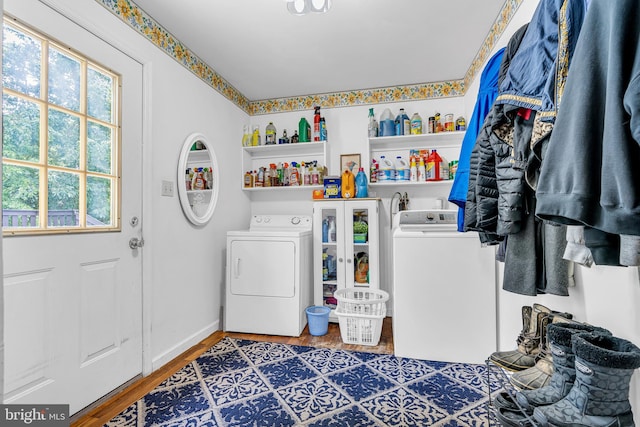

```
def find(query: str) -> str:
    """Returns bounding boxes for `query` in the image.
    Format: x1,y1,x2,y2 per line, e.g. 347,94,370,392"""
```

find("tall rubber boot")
490,304,572,371
533,332,640,427
516,322,610,412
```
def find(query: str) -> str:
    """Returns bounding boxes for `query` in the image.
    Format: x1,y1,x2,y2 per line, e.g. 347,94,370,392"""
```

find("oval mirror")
177,133,219,226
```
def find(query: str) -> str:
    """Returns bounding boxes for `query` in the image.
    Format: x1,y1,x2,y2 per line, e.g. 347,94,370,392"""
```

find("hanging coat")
449,47,504,232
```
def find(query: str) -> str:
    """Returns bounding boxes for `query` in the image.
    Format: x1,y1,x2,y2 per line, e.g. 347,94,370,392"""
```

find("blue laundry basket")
305,306,331,336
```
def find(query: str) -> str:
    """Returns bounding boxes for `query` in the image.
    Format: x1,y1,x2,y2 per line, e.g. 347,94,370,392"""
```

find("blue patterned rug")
105,337,499,426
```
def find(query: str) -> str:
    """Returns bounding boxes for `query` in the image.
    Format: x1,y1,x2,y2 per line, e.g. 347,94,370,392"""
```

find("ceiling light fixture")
286,0,332,16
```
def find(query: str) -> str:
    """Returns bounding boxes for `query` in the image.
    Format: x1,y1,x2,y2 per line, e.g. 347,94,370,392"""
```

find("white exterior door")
3,0,144,415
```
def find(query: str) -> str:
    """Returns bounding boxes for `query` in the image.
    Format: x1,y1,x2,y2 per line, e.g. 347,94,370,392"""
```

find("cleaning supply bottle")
322,218,329,242
320,117,327,141
368,108,379,138
291,130,299,143
379,155,395,181
242,124,251,146
289,162,300,186
313,106,321,141
410,112,423,134
299,117,311,142
265,122,277,145
394,156,410,181
380,108,395,136
426,149,443,181
341,168,356,198
410,156,417,182
355,167,368,198
395,108,410,136
327,216,336,243
370,159,379,183
251,125,261,146
418,155,426,182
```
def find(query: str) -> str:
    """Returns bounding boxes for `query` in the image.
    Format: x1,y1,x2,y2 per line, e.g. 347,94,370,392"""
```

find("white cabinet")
367,131,464,188
313,199,380,321
242,142,328,191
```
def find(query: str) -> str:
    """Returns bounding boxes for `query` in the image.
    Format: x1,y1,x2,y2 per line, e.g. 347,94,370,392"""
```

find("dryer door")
229,239,296,297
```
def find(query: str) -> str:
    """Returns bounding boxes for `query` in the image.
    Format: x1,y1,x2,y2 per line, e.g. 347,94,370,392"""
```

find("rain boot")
533,332,640,427
490,304,572,371
515,322,611,413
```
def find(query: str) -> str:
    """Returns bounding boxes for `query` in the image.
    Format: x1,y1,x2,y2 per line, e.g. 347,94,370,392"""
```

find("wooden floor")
71,317,393,427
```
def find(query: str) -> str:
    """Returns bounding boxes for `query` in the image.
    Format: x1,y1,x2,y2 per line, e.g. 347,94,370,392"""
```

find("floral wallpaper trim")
95,0,521,116
248,80,465,115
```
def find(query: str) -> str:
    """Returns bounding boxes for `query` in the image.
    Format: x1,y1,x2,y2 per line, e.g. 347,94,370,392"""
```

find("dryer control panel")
250,215,313,231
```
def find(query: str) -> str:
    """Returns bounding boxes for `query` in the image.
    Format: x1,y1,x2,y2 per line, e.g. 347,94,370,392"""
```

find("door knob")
129,237,145,249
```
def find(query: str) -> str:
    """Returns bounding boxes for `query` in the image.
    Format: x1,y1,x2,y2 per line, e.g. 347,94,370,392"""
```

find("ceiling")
132,0,507,101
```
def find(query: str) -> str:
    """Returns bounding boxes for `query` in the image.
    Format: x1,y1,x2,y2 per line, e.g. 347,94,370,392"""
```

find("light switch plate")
161,180,174,197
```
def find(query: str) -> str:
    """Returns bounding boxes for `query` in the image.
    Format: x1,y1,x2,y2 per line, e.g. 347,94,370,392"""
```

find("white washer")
392,210,497,364
225,214,313,337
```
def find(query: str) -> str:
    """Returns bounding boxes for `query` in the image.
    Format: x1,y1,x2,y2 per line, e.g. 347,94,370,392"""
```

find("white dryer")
225,214,313,337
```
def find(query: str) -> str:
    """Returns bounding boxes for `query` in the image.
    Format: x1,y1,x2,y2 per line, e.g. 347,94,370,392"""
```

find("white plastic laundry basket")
335,288,388,346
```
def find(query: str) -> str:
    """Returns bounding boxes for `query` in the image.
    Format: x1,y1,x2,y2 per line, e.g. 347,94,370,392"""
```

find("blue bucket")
305,306,331,336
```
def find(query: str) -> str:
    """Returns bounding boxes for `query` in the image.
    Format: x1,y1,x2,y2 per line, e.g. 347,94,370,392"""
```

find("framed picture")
340,153,361,173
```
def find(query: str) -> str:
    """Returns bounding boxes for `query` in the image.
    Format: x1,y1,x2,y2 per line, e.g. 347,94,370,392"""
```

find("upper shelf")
369,131,465,150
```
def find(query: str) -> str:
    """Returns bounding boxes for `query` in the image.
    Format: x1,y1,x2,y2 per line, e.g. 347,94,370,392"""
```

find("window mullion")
41,39,49,230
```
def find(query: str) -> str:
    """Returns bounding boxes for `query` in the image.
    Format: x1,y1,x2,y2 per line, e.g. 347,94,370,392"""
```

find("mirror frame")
177,132,220,226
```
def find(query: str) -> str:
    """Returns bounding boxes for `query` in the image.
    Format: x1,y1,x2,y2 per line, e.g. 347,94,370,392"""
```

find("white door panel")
3,0,143,414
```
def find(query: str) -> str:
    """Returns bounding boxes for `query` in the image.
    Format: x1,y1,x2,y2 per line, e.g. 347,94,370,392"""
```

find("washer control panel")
250,215,312,230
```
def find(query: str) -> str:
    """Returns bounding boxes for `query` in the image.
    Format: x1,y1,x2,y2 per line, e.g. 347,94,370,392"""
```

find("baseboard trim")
151,321,219,372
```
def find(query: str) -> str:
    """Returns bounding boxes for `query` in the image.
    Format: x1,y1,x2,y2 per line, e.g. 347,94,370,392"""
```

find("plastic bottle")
394,156,410,181
410,112,422,135
283,162,291,186
327,216,336,243
370,159,379,183
418,155,426,182
320,117,327,141
242,124,251,146
395,108,410,136
289,162,300,186
313,106,321,141
251,125,261,146
291,130,299,143
265,122,277,144
426,150,443,181
341,168,355,198
409,157,417,182
379,155,395,181
355,167,368,198
299,117,311,142
380,108,395,137
322,218,329,243
279,129,290,144
368,108,379,138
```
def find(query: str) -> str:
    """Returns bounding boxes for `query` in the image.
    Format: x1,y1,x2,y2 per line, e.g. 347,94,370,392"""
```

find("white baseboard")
151,320,219,372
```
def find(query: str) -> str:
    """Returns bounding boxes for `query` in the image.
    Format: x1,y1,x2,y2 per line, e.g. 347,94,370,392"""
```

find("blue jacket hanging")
448,47,504,232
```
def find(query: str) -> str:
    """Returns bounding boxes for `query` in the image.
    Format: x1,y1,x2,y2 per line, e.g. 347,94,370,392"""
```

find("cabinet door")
344,200,379,290
313,201,346,313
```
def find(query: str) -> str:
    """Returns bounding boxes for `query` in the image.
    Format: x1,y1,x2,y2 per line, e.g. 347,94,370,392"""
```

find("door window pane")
48,47,80,112
87,121,112,174
48,109,80,169
3,94,41,162
3,25,41,98
87,176,112,227
47,170,79,227
87,67,113,122
2,165,40,227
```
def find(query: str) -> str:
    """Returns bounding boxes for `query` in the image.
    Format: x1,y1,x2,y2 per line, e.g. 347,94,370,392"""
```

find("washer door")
229,239,296,297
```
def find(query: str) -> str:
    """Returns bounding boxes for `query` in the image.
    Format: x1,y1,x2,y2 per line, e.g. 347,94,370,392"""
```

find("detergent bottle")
395,108,410,136
380,108,395,137
410,156,417,182
355,167,368,198
341,168,356,198
418,155,426,181
426,150,443,181
299,117,311,142
241,124,251,147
